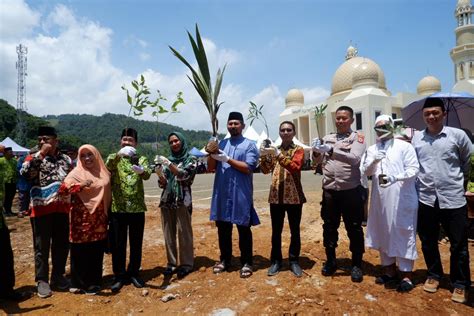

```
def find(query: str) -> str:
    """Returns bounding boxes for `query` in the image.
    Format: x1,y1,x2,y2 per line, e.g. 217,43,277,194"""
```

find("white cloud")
0,1,328,141
0,0,40,39
139,52,150,61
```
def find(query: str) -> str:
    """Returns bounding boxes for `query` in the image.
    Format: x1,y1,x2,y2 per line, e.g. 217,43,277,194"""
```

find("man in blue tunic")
207,111,260,278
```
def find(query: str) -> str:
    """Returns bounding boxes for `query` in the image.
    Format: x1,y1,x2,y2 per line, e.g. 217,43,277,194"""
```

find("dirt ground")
1,181,474,315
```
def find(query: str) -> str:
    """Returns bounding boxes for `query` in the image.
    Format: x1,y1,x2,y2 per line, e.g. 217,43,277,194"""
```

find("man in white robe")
360,115,419,292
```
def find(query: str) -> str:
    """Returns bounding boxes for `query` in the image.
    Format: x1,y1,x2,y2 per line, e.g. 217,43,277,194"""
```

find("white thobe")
360,138,419,260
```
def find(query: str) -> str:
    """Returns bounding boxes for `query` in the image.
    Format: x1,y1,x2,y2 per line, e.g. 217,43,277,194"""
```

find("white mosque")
280,0,474,145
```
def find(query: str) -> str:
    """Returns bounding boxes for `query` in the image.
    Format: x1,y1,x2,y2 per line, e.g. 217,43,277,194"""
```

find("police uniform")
314,130,366,268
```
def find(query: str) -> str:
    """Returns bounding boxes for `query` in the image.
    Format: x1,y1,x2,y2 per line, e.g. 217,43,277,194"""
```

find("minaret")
451,0,474,92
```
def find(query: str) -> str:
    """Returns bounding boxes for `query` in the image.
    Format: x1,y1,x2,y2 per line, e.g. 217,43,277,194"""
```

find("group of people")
0,97,472,306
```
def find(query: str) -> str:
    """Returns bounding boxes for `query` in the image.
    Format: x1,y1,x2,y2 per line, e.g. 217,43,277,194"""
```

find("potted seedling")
169,24,226,154
247,101,271,147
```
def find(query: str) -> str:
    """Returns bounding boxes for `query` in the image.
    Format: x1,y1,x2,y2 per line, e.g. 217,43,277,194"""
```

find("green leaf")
131,81,139,91
127,92,132,106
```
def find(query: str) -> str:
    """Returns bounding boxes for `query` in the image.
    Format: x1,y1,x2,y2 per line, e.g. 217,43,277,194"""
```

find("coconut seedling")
169,24,226,154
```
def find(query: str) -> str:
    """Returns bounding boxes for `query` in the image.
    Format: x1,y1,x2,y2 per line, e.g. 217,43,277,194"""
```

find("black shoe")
290,262,303,278
163,266,177,276
321,260,337,276
111,280,124,293
130,276,145,288
351,266,363,283
267,261,282,276
397,279,414,292
177,268,191,279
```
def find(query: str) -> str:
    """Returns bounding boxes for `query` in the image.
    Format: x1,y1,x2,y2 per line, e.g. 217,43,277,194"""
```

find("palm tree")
169,24,226,139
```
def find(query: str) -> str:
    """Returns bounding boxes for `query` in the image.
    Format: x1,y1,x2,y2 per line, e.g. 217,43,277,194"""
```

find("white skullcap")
375,114,393,126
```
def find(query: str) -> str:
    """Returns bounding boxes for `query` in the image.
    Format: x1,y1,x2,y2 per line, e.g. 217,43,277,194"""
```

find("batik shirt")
20,151,72,217
159,156,197,211
260,143,306,205
59,183,108,243
0,157,18,184
105,153,151,213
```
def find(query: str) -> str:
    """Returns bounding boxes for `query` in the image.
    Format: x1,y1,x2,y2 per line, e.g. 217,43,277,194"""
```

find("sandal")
375,274,399,285
240,264,253,278
213,262,227,274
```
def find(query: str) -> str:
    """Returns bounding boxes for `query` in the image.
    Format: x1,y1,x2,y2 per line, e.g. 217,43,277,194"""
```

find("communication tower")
16,44,28,144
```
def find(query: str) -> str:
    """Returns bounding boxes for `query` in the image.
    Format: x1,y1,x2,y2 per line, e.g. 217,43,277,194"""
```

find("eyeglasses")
280,128,294,132
373,124,392,132
37,136,54,142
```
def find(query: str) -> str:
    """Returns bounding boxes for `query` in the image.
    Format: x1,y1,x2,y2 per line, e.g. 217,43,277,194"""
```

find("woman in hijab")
154,132,197,279
60,145,111,295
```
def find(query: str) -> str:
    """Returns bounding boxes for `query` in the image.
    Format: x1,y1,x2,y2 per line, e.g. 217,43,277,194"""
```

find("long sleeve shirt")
260,143,306,204
412,126,473,209
20,151,72,217
105,153,151,213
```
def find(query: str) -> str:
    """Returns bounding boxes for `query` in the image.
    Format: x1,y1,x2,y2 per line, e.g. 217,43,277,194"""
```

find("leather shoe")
111,280,124,293
321,260,337,276
267,261,282,276
290,262,303,278
351,266,363,283
177,268,191,279
130,276,145,288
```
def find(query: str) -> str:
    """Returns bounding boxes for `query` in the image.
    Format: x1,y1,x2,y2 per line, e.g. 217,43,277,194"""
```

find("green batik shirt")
105,153,151,213
0,157,18,184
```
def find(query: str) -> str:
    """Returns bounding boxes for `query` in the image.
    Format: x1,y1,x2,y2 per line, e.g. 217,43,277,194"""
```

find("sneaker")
69,287,82,294
85,286,101,295
290,262,303,278
51,275,70,290
351,266,363,283
267,261,282,276
37,281,52,298
423,278,439,293
451,287,467,304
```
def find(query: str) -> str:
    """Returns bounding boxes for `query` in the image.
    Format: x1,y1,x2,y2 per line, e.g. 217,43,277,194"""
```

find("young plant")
247,101,269,137
169,24,226,138
313,103,328,138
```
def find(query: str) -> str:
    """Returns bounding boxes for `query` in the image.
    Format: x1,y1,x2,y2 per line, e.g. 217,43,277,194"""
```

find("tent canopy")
189,147,208,158
0,137,30,155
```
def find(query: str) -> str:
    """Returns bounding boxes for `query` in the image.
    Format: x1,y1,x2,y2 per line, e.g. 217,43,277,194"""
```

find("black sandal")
397,279,415,292
213,262,227,274
375,274,398,285
240,264,253,278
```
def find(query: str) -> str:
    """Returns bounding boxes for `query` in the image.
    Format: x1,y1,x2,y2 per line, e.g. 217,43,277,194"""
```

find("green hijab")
167,131,190,164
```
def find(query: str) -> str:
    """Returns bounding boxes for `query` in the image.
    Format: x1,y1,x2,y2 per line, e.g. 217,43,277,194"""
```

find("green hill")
1,99,221,159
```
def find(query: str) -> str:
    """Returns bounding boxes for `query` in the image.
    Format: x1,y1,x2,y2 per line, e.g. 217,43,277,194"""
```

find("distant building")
281,0,473,145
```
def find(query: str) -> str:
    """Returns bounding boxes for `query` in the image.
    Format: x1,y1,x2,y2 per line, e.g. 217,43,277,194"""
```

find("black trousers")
70,240,106,290
270,203,302,263
417,201,471,289
321,187,365,260
3,183,17,214
109,212,145,280
0,222,15,295
216,220,253,266
30,213,70,282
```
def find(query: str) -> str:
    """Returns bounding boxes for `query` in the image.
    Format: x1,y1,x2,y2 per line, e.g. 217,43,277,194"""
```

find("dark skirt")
70,239,106,290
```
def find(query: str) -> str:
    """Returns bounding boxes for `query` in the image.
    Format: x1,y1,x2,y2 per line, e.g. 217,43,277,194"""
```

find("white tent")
256,130,268,148
243,125,260,142
0,137,30,155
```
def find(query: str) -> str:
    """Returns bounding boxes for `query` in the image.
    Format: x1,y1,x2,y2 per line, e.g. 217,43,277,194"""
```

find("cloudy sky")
0,0,457,137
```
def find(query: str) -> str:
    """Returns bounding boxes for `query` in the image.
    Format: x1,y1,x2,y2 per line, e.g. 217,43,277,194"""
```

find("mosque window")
392,113,397,119
355,112,363,130
374,110,381,121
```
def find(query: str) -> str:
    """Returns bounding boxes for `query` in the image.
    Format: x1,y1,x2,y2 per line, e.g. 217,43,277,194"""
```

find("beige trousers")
160,205,194,270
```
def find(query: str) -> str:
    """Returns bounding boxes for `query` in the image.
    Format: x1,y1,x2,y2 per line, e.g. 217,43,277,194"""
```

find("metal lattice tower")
16,44,28,144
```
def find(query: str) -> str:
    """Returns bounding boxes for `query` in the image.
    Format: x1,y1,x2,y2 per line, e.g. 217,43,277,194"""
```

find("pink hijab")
64,145,111,214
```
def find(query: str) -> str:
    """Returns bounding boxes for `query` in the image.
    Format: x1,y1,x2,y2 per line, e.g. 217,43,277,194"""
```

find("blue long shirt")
210,135,260,226
412,126,473,209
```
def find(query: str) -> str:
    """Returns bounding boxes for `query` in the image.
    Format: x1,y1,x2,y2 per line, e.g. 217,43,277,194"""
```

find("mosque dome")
417,75,442,95
331,56,386,95
457,0,471,8
285,89,304,107
352,60,379,88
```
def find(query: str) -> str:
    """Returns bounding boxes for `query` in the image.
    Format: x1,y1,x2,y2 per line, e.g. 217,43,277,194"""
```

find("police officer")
312,105,367,282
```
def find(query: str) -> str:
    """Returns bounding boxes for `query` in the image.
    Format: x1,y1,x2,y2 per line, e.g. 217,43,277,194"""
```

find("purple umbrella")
401,92,474,132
